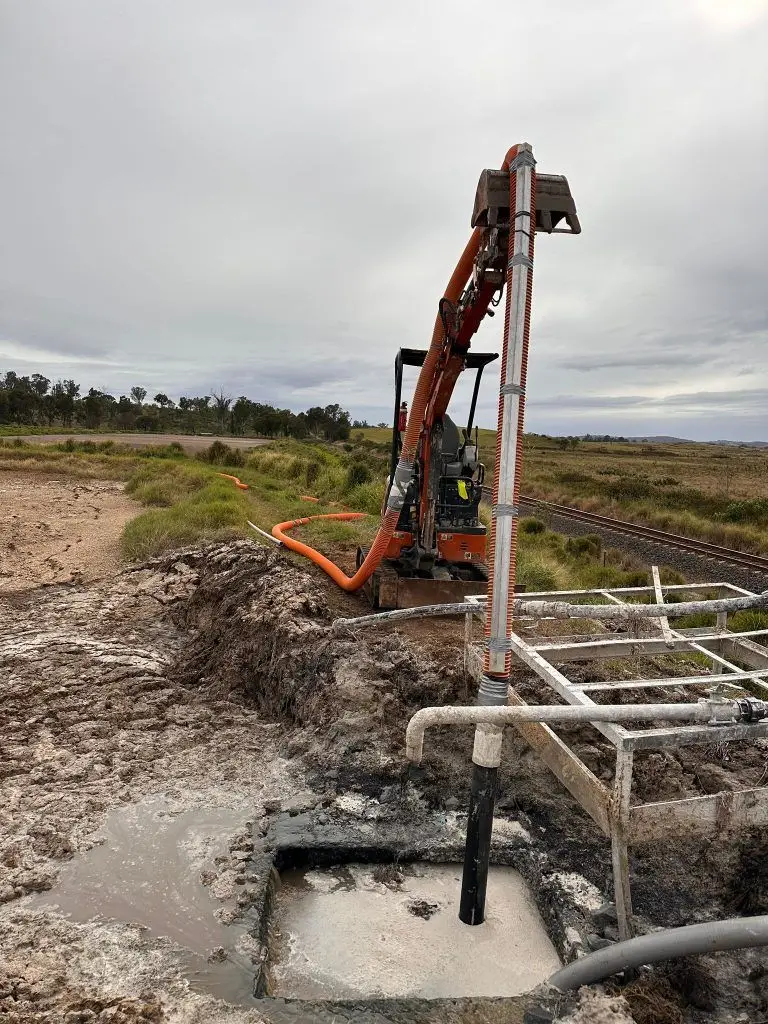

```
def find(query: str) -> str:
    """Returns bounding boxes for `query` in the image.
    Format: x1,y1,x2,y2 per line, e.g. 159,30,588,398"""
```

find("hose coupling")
735,697,768,723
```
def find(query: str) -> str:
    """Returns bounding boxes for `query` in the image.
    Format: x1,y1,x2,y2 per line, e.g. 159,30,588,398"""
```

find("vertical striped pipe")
482,143,536,689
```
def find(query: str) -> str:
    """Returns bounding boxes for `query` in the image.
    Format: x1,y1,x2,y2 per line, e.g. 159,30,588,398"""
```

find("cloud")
1,0,767,438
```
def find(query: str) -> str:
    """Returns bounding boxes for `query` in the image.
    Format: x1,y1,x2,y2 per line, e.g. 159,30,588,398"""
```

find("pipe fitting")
734,696,768,722
472,723,503,768
386,458,415,511
478,674,509,706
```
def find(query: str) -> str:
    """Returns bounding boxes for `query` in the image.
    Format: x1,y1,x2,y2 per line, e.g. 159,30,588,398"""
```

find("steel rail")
487,493,768,572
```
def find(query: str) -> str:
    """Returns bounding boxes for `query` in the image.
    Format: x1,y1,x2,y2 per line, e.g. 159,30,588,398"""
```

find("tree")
211,389,232,433
30,374,50,397
130,386,147,407
82,388,111,429
153,393,173,408
231,397,252,435
51,379,80,426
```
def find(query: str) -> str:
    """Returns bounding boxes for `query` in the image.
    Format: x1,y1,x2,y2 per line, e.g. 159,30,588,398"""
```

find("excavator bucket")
472,169,581,234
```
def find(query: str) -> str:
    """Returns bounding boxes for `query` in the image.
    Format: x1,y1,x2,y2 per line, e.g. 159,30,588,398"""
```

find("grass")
121,468,250,561
359,427,768,553
0,433,705,593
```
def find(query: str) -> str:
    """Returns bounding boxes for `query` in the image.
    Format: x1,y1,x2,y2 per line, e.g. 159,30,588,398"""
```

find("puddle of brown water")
270,862,561,1000
29,795,259,1005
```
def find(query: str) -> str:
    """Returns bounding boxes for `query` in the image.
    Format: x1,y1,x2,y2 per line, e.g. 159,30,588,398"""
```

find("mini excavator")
358,169,580,609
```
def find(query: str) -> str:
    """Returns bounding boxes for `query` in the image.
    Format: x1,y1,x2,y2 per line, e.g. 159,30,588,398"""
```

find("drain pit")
267,861,560,999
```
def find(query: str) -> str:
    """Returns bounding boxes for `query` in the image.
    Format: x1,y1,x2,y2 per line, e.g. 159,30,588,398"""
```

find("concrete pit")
268,861,561,999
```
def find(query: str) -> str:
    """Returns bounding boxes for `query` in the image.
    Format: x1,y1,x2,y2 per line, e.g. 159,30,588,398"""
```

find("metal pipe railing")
404,696,751,765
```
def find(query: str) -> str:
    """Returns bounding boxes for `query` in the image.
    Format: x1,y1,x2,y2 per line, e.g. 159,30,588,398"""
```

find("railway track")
481,490,768,574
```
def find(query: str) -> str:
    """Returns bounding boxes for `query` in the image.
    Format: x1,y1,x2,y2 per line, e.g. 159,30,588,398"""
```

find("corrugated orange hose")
272,146,521,591
217,473,249,490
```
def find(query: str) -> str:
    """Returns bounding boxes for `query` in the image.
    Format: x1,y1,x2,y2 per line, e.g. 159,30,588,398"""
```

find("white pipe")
405,700,731,764
247,520,282,546
548,914,768,990
332,589,768,632
485,143,535,681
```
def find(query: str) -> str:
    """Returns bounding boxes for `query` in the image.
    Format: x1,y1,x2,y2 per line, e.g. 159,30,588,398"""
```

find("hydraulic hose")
548,915,768,991
272,146,525,591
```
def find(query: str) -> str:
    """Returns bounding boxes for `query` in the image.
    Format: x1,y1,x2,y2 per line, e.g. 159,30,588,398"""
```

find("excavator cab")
359,348,498,609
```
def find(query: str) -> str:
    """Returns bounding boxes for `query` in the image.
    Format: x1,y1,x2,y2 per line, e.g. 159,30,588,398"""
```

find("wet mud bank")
1,539,767,1021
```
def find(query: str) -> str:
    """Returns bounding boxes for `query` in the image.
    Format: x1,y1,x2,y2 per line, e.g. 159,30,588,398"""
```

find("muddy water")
270,862,561,999
29,795,259,1005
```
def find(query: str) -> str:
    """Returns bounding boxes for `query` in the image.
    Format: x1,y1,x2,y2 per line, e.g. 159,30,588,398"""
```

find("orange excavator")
273,146,580,608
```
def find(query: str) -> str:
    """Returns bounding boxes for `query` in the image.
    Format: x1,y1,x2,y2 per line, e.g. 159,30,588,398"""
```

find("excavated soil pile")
170,543,470,787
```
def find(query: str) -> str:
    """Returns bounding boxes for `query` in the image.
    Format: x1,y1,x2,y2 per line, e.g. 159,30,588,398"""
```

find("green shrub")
196,440,245,467
606,478,653,500
519,517,545,535
285,456,306,479
517,558,559,591
722,498,768,524
305,460,321,487
346,461,372,490
345,481,384,516
565,534,602,559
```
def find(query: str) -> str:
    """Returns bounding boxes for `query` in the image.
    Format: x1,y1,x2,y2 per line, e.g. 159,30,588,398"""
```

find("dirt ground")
6,433,271,453
2,474,768,1022
0,472,139,591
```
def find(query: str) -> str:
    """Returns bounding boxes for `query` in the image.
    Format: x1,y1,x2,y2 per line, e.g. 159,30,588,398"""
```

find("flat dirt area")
7,433,271,453
2,473,768,1022
0,472,138,591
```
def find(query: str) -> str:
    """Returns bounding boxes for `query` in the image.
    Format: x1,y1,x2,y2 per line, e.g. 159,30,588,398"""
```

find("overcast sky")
1,1,767,439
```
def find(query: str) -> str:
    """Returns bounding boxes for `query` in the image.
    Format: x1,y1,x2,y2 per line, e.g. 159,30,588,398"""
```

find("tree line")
0,370,358,442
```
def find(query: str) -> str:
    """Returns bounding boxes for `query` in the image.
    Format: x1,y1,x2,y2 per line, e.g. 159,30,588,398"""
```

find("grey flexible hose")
548,915,768,991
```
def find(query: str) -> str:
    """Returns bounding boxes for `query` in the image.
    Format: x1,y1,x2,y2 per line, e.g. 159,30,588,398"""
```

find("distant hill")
626,435,692,444
579,434,768,447
626,435,768,447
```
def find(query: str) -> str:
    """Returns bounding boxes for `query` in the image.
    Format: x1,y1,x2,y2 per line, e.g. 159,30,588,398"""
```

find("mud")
2,536,768,1020
270,862,560,998
0,472,137,590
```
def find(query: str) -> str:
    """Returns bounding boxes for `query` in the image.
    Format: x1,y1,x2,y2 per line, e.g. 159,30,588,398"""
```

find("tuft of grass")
121,463,250,560
125,461,212,506
345,481,384,516
196,440,246,467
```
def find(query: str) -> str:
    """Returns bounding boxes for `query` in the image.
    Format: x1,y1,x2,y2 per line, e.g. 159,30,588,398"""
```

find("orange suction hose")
272,146,520,591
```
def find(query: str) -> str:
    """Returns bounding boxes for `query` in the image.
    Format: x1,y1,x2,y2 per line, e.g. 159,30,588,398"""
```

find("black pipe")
459,763,498,925
386,351,404,505
465,365,485,438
